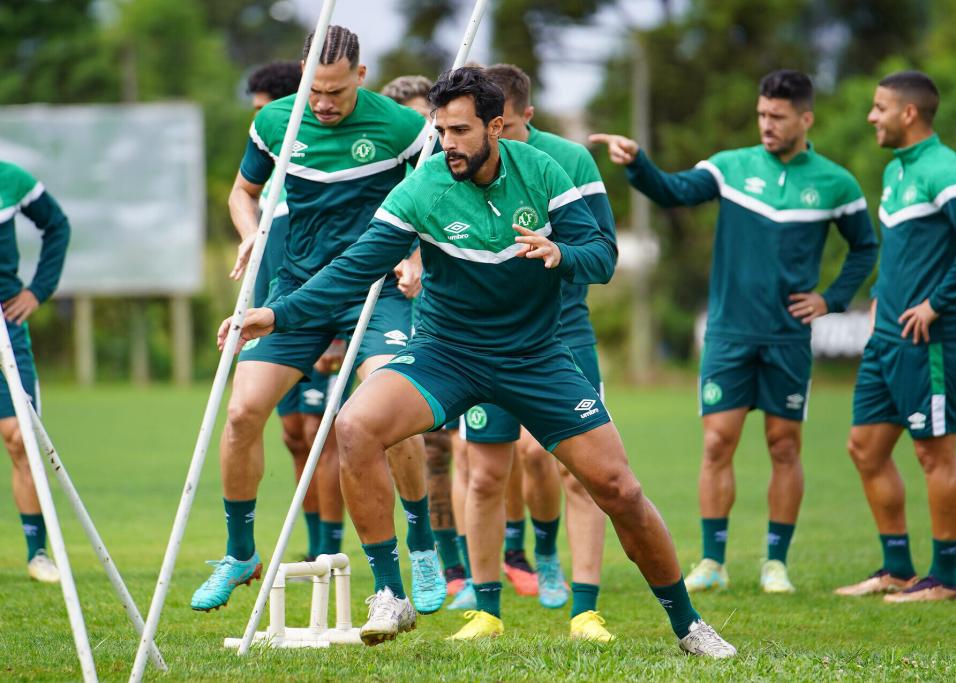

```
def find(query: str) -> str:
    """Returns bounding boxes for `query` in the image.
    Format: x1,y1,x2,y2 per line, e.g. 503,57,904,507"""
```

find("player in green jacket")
592,70,878,594
230,66,736,658
0,160,71,583
191,26,446,616
835,71,956,602
449,63,618,642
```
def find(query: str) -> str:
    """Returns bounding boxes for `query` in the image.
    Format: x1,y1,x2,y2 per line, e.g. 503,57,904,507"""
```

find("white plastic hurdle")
224,553,361,650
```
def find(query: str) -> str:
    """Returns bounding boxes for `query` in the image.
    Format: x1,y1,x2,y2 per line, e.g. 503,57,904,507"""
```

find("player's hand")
787,292,828,325
588,133,639,165
230,234,256,281
217,307,276,351
3,289,40,325
899,299,937,344
393,254,422,299
514,224,562,269
315,338,345,375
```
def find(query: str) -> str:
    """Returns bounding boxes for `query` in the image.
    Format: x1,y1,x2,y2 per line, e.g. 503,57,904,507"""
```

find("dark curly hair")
427,66,504,125
247,61,300,100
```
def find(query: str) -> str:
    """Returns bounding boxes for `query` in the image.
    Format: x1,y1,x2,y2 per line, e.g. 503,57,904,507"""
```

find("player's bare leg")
425,429,466,591
761,415,803,593
286,412,343,558
3,417,58,582
502,447,537,595
517,433,565,606
836,424,918,596
553,422,734,655
334,369,436,643
687,408,747,592
357,356,444,613
885,434,956,602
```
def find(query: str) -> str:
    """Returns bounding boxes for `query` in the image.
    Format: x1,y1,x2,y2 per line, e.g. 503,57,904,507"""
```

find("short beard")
446,136,491,181
766,135,801,158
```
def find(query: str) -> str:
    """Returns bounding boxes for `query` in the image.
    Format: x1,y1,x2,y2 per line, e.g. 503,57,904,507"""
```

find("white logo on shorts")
785,393,805,410
908,412,926,430
302,389,325,407
575,399,599,419
384,330,408,346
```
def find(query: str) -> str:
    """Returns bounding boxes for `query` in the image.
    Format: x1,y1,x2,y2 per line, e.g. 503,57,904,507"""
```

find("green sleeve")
929,195,956,313
625,149,720,207
20,188,71,302
821,179,878,313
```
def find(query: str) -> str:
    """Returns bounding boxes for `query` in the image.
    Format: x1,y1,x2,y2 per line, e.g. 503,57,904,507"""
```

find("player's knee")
469,464,508,499
520,447,553,479
2,427,26,463
591,470,644,517
912,440,950,476
767,433,800,467
847,434,880,476
225,398,270,441
702,429,735,466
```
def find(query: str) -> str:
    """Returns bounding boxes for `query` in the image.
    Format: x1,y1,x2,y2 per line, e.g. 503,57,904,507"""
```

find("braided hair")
302,25,360,68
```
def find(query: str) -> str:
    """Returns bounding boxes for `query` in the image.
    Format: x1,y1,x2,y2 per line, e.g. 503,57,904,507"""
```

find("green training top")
240,88,430,300
875,133,956,343
627,144,878,344
527,125,617,347
0,161,71,303
269,139,616,356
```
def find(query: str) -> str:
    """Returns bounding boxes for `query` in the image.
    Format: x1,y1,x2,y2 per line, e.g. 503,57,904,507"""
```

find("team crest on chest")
351,138,376,163
800,187,820,207
512,206,539,230
902,184,918,205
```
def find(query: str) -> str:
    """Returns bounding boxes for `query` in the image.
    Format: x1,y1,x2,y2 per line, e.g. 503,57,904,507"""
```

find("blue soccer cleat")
190,552,262,611
448,578,477,610
535,553,569,608
410,548,447,614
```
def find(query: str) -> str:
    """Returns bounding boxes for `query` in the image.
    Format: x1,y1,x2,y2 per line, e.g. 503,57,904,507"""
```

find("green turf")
0,383,952,681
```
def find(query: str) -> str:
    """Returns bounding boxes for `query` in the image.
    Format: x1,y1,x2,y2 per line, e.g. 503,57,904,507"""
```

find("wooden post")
130,300,149,385
170,295,192,386
74,296,95,386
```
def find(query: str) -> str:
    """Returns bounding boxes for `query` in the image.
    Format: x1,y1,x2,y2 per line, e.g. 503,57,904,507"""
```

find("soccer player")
592,70,878,593
381,74,468,594
0,160,71,583
244,60,347,563
230,66,736,657
835,71,956,601
191,26,446,615
452,64,618,642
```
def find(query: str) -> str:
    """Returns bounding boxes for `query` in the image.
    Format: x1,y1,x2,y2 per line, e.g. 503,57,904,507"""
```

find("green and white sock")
879,533,916,578
400,495,435,552
224,498,256,561
21,513,46,562
532,516,560,556
650,578,701,639
362,537,405,599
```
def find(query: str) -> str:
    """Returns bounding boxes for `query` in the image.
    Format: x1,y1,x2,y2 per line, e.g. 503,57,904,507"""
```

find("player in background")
836,71,956,602
592,70,878,594
191,26,445,615
242,61,347,562
0,160,71,583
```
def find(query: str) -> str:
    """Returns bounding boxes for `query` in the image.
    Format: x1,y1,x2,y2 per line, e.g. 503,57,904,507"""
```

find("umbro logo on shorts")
384,330,408,346
785,393,805,410
575,399,600,419
908,412,927,430
302,389,324,407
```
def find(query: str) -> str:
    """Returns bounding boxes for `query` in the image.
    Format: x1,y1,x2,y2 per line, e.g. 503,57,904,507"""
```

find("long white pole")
28,404,167,672
128,2,338,680
0,308,97,683
234,0,490,656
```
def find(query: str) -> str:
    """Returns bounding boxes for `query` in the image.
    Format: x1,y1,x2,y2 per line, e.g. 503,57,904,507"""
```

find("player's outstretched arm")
590,132,719,209
268,218,418,332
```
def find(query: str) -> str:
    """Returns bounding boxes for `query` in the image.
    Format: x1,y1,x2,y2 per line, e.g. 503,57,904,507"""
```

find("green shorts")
276,369,352,417
853,336,956,438
462,344,604,444
0,321,39,419
380,336,610,452
240,274,413,377
699,338,812,421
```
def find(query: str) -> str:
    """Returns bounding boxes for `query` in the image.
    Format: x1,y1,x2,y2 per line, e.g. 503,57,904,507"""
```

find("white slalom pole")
128,3,338,681
235,280,382,654
234,0,490,656
0,309,97,683
28,404,167,672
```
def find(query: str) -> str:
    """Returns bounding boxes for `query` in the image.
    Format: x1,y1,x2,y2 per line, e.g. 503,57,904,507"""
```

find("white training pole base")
224,555,362,650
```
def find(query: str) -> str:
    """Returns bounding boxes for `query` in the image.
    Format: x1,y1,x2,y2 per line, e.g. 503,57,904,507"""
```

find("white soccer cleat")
28,550,60,583
359,587,417,646
679,619,737,658
760,560,796,594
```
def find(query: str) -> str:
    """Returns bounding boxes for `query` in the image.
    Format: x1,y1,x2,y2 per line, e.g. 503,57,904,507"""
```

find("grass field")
0,381,952,681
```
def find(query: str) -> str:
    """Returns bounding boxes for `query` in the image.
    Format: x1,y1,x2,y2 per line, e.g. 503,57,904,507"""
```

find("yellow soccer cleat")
569,610,615,642
445,610,504,640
